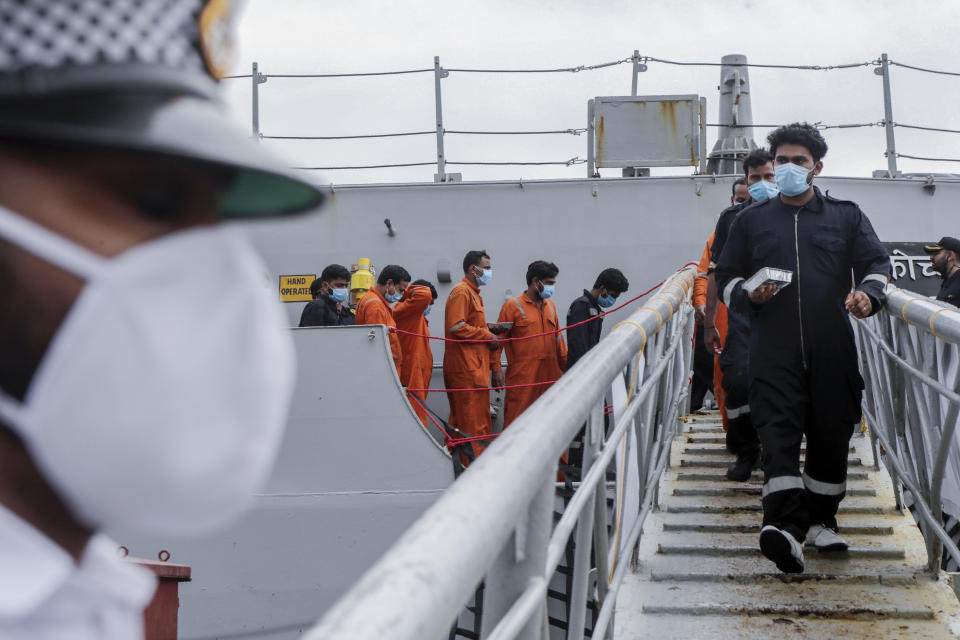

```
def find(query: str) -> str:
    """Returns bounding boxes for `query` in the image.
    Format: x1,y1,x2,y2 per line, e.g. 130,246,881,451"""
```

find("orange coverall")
356,288,403,373
393,285,434,426
693,233,728,430
497,293,568,428
443,278,500,459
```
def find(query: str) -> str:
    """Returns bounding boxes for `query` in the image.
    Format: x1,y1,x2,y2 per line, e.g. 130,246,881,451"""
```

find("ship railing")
855,284,960,573
305,266,696,640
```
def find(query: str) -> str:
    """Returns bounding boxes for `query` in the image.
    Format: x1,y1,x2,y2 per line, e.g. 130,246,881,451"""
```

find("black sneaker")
725,452,759,482
759,525,804,573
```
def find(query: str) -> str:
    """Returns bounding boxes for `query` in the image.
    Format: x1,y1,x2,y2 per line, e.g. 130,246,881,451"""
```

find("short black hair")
742,148,773,176
462,250,490,274
377,264,411,286
526,260,559,285
320,263,350,284
767,123,828,163
412,278,438,300
309,278,324,298
594,268,629,293
731,178,747,196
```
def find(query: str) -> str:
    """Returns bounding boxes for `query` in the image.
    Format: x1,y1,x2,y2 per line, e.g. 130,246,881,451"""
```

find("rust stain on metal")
596,116,605,166
659,101,679,137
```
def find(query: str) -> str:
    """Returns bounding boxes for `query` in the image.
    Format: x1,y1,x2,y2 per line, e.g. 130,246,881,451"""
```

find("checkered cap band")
0,0,207,75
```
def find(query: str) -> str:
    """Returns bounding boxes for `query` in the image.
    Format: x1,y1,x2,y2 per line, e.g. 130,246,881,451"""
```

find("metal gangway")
306,266,960,639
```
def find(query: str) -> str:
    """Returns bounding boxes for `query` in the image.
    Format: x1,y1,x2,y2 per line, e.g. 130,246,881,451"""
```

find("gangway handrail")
306,266,696,640
856,285,960,572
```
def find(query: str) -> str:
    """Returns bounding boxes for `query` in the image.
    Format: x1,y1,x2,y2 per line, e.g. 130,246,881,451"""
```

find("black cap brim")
0,91,324,218
924,245,943,255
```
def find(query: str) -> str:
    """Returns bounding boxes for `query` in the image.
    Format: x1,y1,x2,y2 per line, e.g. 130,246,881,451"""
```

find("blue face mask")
329,287,349,304
748,180,780,203
598,294,616,308
774,162,814,197
423,305,432,317
538,283,555,299
477,268,492,286
385,289,402,303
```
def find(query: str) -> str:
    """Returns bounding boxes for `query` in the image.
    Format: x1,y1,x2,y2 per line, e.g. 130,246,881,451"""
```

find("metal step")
663,502,886,515
680,457,864,468
673,470,871,482
671,486,877,498
612,415,960,639
657,543,905,559
682,445,858,456
615,614,960,640
662,521,893,536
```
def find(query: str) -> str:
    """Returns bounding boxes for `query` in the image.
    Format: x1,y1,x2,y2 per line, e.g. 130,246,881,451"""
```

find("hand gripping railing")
306,267,696,640
855,284,960,573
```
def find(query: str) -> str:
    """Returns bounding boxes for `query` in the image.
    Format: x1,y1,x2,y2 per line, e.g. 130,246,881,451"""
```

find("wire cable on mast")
896,153,960,163
888,61,960,77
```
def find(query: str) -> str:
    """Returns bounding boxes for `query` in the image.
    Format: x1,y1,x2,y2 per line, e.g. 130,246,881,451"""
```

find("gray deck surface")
614,413,960,639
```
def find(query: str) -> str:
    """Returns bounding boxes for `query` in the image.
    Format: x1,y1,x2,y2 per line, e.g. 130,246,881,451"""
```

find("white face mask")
0,205,295,537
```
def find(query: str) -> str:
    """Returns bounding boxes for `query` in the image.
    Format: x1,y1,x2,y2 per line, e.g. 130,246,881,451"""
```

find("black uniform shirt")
937,269,960,307
299,294,356,327
710,201,752,369
715,188,889,378
710,201,748,269
566,289,602,371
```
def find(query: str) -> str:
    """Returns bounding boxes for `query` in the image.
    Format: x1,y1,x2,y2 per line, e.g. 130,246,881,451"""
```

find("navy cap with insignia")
924,237,960,256
0,0,324,218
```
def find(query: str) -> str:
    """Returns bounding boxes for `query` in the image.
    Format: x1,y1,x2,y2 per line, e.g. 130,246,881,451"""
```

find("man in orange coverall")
497,260,568,427
443,251,508,461
393,279,438,426
694,231,730,429
693,179,750,429
356,264,411,373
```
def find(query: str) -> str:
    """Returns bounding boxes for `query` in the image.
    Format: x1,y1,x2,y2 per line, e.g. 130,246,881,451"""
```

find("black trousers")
690,323,714,410
720,363,760,457
749,355,863,542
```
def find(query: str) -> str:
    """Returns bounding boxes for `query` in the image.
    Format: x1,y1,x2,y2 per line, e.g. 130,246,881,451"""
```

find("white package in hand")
743,267,793,295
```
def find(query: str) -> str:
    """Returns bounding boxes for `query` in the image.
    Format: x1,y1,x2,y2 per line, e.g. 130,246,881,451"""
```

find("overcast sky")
219,0,960,185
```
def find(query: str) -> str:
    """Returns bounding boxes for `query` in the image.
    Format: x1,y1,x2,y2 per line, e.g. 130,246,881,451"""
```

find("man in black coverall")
715,123,890,573
706,149,778,481
566,268,630,370
299,263,356,327
924,236,960,307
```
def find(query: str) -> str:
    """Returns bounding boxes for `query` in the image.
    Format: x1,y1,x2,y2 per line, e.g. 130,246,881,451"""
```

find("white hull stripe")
861,273,887,286
722,277,744,307
803,472,847,496
762,475,805,498
726,404,750,419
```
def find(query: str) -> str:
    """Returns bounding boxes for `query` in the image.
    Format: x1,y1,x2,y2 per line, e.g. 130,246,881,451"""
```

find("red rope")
406,390,498,449
389,263,696,345
406,391,453,441
407,379,557,393
446,433,499,447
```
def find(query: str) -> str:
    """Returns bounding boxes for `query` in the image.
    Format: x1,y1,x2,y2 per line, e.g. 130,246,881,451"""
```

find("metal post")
876,53,899,177
698,97,707,175
433,56,448,183
586,99,596,178
566,402,602,640
251,62,267,140
482,473,554,639
631,50,639,96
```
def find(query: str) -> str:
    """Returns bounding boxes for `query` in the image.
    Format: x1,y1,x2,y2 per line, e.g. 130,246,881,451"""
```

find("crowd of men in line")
300,256,629,464
689,122,960,575
299,122,960,576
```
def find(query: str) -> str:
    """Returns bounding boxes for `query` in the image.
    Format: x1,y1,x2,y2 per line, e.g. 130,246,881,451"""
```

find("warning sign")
279,274,316,302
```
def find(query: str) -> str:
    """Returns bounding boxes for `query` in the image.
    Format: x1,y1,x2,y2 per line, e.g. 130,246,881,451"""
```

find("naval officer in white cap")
0,1,323,637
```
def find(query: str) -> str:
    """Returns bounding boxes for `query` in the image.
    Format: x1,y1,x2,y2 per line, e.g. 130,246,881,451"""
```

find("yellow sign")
279,275,316,302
